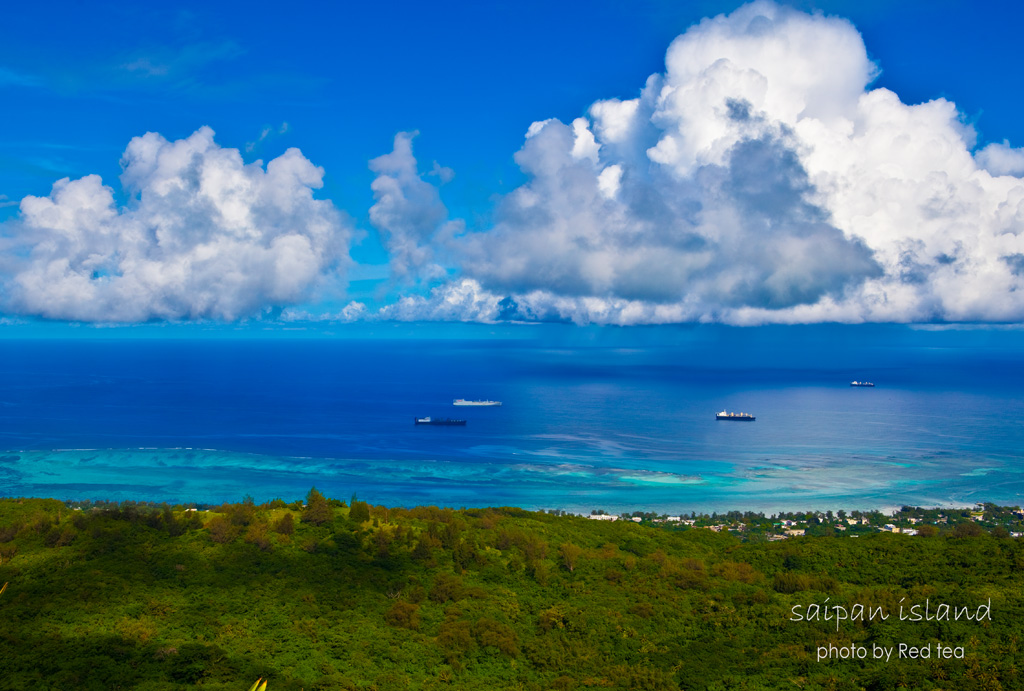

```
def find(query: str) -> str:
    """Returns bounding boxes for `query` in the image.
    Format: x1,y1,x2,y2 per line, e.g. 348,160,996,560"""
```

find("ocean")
0,324,1021,514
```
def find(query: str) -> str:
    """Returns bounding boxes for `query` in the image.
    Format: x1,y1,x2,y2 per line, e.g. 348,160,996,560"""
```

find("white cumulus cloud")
1,126,351,321
383,0,1024,325
376,278,502,323
975,141,1024,177
368,131,460,284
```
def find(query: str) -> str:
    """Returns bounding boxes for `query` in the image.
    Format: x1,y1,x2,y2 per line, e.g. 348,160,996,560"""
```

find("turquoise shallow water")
0,329,1022,513
0,445,1016,514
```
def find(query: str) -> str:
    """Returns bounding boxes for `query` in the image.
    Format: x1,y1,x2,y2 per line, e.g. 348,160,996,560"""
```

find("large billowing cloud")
376,1,1024,325
461,114,882,314
1,127,350,321
368,131,459,283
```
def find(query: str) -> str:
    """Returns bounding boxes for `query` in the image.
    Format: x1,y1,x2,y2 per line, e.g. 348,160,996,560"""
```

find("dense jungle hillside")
0,493,1021,690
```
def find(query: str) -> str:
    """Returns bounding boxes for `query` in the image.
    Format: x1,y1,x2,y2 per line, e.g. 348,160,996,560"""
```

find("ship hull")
453,400,501,406
716,415,755,421
415,418,467,426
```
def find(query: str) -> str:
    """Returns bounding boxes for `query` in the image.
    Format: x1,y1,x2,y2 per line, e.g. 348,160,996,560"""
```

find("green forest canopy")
0,493,1021,690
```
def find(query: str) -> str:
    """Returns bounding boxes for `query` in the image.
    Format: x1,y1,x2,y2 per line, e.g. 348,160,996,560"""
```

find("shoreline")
13,494,1017,519
7,495,1022,543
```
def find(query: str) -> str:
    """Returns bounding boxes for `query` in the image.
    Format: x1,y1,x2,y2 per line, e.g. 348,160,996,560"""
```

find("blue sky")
4,0,1023,222
3,0,1024,328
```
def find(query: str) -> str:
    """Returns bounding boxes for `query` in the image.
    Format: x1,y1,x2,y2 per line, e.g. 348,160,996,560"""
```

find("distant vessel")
415,417,467,426
716,411,755,421
453,399,502,406
850,381,875,387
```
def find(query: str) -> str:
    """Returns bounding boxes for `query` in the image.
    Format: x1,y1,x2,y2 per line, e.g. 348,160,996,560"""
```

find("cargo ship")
415,417,467,426
453,399,502,406
850,381,875,387
716,411,755,421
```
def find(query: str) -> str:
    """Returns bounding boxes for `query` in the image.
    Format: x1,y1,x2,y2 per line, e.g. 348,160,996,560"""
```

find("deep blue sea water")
0,325,1022,513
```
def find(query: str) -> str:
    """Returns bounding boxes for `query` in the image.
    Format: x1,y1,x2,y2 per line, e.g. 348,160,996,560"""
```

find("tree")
0,544,17,565
349,500,370,524
559,542,582,572
411,538,433,561
272,512,295,535
953,522,984,538
225,496,256,526
244,521,272,551
384,602,420,630
429,573,464,603
453,539,477,572
374,529,393,559
302,487,331,526
473,618,519,656
207,516,237,544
